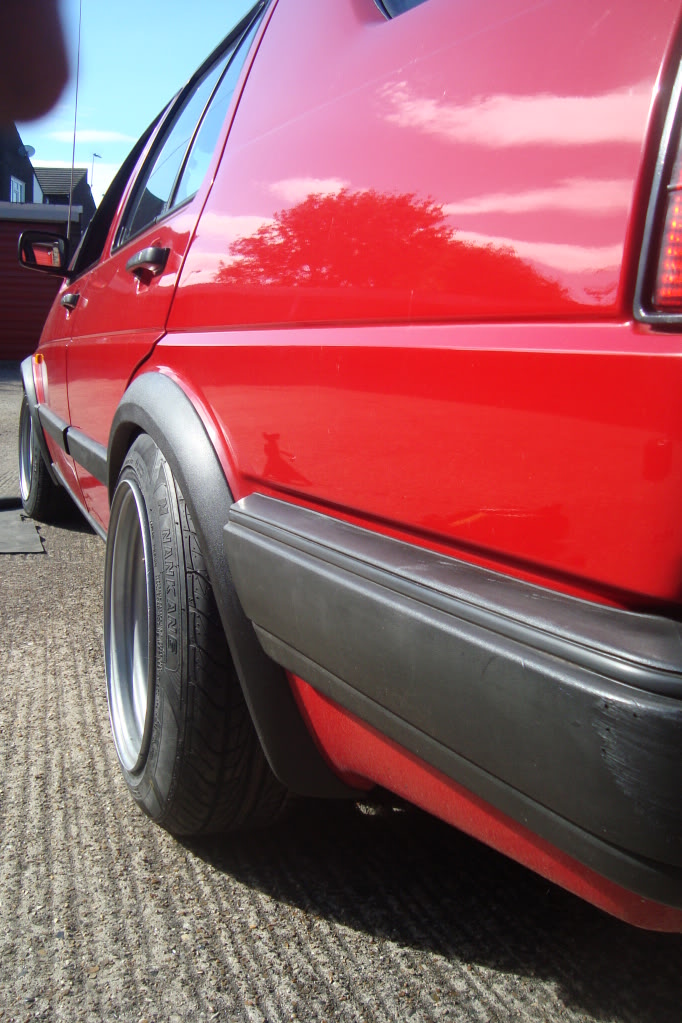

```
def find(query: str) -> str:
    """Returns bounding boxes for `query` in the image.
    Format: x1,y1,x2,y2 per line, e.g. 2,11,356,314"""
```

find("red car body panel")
172,0,675,326
65,205,200,529
151,324,682,608
37,304,84,504
162,0,682,608
24,0,682,930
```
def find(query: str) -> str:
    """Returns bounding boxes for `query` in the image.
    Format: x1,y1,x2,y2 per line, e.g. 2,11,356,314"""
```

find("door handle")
60,292,80,310
125,246,170,284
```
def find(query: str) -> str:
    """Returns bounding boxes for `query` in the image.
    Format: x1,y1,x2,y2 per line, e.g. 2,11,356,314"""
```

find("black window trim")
373,0,430,18
66,104,170,282
634,57,682,327
112,0,267,254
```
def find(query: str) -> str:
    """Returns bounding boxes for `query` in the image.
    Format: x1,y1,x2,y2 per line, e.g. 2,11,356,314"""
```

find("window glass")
117,52,232,245
10,175,25,203
69,110,165,278
376,0,429,15
173,18,260,208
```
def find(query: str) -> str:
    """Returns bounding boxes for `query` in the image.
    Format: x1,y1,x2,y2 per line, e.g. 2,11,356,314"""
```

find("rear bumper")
225,494,682,910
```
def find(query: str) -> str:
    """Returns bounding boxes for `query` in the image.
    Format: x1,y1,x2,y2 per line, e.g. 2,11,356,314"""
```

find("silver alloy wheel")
105,477,155,773
19,401,34,503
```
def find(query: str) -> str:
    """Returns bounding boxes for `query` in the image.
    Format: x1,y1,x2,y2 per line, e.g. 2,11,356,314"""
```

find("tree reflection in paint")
217,188,576,316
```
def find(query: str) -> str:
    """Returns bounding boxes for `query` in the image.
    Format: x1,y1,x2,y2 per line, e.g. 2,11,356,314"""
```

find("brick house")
0,126,96,360
0,123,41,205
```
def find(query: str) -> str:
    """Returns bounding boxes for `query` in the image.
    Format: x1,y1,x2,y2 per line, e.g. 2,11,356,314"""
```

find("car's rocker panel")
225,494,682,908
33,398,108,486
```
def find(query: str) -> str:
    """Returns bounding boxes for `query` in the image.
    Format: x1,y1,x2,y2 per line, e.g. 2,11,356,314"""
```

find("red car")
17,0,682,931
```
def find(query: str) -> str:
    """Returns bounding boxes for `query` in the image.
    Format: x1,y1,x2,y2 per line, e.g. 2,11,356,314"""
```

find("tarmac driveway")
0,362,680,1023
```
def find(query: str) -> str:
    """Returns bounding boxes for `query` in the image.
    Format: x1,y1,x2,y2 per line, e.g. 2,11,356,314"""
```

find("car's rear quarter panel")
164,0,682,609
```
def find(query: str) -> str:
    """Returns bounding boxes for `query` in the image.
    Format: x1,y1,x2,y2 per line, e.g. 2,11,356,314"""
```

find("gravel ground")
1,361,681,1023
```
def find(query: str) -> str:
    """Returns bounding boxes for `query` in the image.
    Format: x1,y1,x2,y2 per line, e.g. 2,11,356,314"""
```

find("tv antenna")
67,0,83,243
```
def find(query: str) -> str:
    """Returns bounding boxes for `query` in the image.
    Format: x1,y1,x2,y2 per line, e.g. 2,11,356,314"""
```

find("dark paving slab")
0,505,43,553
0,363,21,500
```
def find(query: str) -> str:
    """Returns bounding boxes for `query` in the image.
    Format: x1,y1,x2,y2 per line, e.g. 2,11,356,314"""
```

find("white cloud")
48,128,136,144
199,212,275,244
90,161,123,202
269,177,349,204
454,228,622,274
443,178,633,218
382,82,652,147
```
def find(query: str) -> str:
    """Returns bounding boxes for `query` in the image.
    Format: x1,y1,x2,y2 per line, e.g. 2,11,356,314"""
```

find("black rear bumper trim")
225,494,682,903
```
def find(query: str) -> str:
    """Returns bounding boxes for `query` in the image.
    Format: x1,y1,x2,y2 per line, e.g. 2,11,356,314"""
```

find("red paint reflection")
216,188,579,319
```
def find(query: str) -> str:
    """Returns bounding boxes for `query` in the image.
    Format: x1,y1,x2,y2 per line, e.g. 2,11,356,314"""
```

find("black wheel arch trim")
20,357,61,487
108,371,354,800
225,493,682,907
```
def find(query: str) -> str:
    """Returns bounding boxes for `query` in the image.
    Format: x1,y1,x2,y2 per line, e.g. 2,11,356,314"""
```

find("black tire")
104,433,287,835
18,394,66,521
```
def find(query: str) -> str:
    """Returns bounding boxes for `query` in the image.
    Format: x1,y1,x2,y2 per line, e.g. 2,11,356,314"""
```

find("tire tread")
139,443,286,835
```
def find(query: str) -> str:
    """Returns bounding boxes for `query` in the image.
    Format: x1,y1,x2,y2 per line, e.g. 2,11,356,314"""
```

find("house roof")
34,166,88,195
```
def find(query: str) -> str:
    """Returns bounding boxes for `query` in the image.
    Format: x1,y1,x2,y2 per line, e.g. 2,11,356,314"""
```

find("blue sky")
18,0,254,203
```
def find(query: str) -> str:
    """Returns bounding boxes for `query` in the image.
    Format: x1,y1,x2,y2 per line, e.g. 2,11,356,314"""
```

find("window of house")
10,176,25,203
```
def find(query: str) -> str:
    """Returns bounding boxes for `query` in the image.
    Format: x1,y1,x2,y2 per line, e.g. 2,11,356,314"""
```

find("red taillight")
653,189,682,307
635,66,682,322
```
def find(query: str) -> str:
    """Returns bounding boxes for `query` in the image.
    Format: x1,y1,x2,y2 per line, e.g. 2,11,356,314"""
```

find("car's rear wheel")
18,394,65,521
104,433,286,835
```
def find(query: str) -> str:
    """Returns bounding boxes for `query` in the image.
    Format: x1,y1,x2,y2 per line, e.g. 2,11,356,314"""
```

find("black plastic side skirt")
24,370,108,490
108,373,353,800
225,493,682,906
66,427,107,485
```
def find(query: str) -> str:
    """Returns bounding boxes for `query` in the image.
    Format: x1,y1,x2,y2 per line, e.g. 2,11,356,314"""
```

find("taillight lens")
637,63,682,322
653,186,682,308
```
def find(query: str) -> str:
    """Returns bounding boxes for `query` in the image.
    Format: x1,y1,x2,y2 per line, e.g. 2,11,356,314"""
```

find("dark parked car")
17,0,682,930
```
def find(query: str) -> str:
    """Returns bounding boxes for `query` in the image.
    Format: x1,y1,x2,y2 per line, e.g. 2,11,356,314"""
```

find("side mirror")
18,230,70,277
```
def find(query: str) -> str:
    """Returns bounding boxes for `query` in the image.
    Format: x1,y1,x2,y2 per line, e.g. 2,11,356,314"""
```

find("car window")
116,53,232,247
68,108,167,279
375,0,429,15
115,4,265,250
173,17,261,208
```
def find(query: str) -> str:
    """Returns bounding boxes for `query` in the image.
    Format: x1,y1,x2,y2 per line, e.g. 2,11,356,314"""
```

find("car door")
65,12,260,532
32,287,84,504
